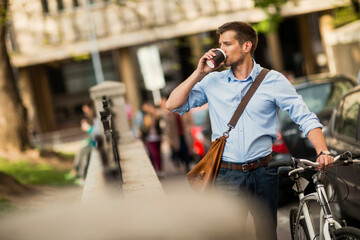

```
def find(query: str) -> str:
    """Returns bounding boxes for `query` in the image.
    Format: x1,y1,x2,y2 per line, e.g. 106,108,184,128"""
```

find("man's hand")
196,49,223,74
307,128,334,169
316,151,334,169
166,49,220,111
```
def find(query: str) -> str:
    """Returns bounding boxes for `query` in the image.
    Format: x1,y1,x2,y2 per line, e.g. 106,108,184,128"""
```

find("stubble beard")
227,55,245,68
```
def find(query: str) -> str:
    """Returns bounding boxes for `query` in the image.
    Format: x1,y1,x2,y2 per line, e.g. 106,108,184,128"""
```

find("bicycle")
268,151,360,240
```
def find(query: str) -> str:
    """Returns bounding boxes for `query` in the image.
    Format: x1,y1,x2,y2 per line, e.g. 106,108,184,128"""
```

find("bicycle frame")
293,173,342,240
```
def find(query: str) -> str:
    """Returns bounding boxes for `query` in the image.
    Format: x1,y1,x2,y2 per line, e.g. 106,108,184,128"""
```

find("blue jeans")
215,161,279,239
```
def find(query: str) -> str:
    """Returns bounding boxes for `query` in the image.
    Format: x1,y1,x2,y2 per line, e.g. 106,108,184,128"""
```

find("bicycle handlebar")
266,157,319,168
268,151,360,176
267,158,296,169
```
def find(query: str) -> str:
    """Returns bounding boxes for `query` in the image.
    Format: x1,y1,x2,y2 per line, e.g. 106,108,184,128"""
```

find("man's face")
219,30,247,67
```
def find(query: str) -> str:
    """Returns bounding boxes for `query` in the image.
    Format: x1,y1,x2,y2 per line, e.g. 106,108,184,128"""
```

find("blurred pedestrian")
65,102,100,184
160,96,193,173
189,104,211,161
132,104,144,139
140,102,163,173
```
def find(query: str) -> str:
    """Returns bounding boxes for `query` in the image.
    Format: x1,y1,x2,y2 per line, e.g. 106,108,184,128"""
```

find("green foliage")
253,0,294,34
73,53,91,62
253,14,283,34
56,151,75,159
333,5,360,28
0,158,75,186
115,0,138,7
254,0,289,10
0,6,7,26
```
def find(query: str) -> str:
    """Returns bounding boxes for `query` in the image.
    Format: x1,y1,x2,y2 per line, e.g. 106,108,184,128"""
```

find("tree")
253,0,293,33
0,0,29,153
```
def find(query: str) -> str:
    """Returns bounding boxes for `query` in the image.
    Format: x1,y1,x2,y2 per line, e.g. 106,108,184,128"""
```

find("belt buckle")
242,163,249,172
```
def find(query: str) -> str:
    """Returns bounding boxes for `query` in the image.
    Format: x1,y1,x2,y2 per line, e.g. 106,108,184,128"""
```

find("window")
41,0,49,14
297,83,331,114
279,82,334,124
62,54,117,94
57,0,64,11
73,0,80,7
50,54,117,127
334,91,360,140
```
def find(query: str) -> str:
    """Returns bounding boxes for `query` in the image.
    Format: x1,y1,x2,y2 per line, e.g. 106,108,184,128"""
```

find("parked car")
277,73,357,160
324,85,360,225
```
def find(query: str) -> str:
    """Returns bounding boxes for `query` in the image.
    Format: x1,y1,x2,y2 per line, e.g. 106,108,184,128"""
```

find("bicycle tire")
290,207,311,240
332,227,360,239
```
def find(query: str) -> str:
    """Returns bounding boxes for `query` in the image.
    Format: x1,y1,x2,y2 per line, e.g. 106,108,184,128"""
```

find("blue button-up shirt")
174,61,323,163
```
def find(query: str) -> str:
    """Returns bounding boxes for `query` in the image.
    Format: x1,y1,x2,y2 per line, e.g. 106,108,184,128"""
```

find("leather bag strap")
227,68,270,131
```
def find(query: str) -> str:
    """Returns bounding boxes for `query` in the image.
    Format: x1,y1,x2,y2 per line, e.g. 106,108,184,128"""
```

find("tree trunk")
0,0,29,152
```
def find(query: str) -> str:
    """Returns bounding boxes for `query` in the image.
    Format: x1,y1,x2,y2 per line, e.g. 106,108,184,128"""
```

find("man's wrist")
317,150,332,158
194,69,208,80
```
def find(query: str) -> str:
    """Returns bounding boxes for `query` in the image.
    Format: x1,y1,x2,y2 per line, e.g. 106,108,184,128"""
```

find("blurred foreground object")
0,190,260,240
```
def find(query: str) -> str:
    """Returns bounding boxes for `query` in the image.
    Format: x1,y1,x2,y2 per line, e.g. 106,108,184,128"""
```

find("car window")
334,91,360,140
279,83,331,124
326,79,356,111
278,80,354,124
297,83,331,113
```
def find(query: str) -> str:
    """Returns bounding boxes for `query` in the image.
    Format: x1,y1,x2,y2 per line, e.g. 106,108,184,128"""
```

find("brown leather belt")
220,153,273,172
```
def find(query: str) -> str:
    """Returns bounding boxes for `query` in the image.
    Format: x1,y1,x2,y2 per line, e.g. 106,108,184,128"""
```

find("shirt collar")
227,59,261,83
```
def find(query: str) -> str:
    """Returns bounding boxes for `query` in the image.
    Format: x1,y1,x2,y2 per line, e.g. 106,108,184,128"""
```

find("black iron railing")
97,96,123,185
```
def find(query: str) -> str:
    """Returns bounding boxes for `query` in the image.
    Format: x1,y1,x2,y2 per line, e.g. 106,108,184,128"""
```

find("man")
166,21,333,239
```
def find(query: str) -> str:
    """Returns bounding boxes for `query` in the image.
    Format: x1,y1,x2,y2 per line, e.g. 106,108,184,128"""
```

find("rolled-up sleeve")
273,73,323,136
173,82,208,115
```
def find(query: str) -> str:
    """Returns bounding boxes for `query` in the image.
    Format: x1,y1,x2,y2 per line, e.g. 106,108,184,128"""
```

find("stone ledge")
120,139,165,198
81,139,164,202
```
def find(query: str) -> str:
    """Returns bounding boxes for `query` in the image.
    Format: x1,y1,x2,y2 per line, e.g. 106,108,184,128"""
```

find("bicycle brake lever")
298,159,319,167
336,151,352,162
342,159,360,165
288,167,305,176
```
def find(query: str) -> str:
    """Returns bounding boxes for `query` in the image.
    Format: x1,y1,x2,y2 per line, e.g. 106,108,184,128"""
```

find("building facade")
7,0,346,139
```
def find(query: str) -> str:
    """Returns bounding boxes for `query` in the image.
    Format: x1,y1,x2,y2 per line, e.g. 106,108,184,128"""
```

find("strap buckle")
223,124,234,138
242,163,250,172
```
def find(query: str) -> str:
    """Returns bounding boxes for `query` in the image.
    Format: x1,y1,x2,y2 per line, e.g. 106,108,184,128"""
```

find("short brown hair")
217,21,258,55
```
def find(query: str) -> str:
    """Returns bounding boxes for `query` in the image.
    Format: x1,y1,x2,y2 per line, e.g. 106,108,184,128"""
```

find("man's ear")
243,41,252,53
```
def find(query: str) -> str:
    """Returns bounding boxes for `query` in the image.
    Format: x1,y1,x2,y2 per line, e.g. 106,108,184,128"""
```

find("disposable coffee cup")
206,48,226,68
